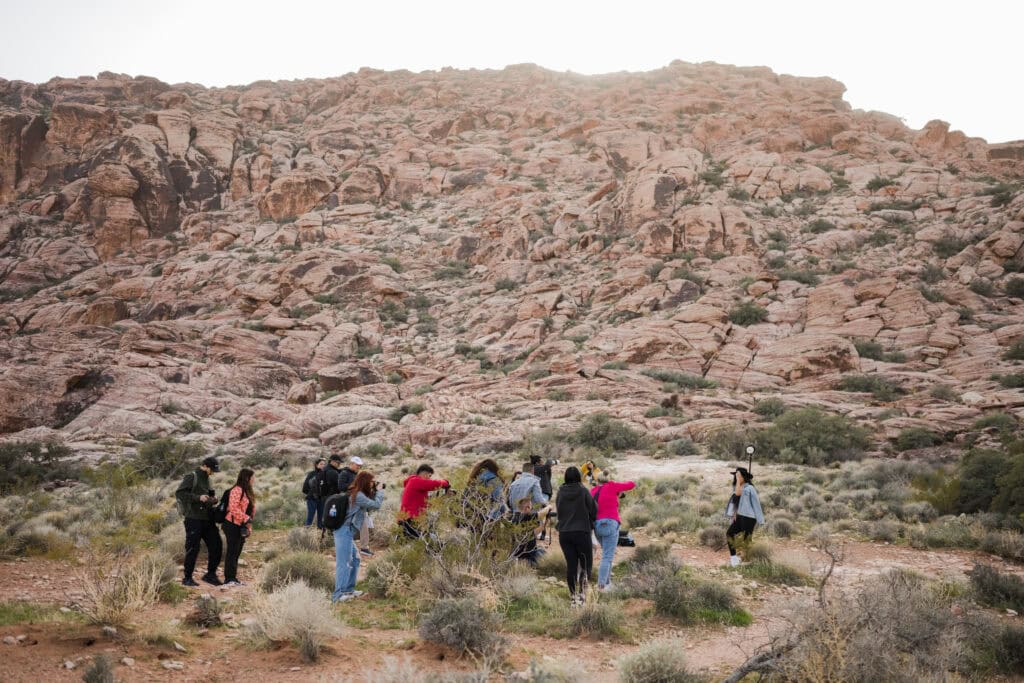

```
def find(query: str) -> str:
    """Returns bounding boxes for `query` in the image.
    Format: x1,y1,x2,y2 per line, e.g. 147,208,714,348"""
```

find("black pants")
726,515,757,555
183,518,223,579
559,531,593,596
222,522,246,582
400,518,422,540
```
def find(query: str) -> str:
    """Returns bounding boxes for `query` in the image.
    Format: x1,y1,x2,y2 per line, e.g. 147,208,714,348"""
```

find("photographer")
398,463,450,539
591,474,635,592
508,461,549,511
333,471,385,603
725,467,764,567
509,498,550,567
174,456,224,587
556,466,597,607
530,455,558,498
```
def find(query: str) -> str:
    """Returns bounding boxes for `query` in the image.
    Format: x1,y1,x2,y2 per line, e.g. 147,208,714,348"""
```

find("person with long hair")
222,467,256,587
333,470,384,602
556,466,597,607
725,467,764,567
467,458,506,520
591,473,635,591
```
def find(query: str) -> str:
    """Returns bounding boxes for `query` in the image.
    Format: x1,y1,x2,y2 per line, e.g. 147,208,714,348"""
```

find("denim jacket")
724,483,765,525
344,490,384,532
477,470,507,519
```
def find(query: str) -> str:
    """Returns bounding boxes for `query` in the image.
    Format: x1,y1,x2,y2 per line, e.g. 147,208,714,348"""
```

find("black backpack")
213,487,234,524
322,493,350,531
302,471,316,497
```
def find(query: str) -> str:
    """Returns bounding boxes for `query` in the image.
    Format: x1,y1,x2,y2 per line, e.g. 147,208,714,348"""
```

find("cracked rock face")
0,62,1022,459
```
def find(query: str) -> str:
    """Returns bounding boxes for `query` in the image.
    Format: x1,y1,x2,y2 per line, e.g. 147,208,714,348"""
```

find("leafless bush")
418,596,506,658
247,580,342,662
619,640,704,683
79,552,175,627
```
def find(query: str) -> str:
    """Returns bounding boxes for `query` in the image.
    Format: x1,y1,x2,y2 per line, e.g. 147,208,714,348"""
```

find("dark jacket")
175,468,215,521
323,465,342,497
534,460,554,497
336,466,358,494
303,469,326,500
555,482,597,534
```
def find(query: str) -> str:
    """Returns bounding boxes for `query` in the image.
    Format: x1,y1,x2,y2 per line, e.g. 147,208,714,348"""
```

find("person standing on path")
303,458,326,529
333,471,384,602
175,456,224,587
590,474,635,591
398,464,450,539
725,467,765,567
556,466,597,607
336,456,375,557
222,468,256,587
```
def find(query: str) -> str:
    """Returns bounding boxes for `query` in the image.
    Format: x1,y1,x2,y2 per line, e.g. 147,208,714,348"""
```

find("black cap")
731,466,752,482
202,456,220,472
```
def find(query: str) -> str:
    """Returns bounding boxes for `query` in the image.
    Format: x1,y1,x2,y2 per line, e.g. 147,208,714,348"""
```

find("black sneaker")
182,578,199,587
359,547,374,557
201,574,223,586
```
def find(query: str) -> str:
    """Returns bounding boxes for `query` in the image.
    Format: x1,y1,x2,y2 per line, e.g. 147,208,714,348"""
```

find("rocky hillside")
1,61,1023,460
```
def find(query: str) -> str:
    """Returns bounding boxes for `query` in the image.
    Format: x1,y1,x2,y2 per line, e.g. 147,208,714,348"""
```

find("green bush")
748,407,872,464
854,340,885,360
895,428,943,451
752,398,786,419
133,438,205,479
574,413,642,451
1003,340,1024,360
970,279,995,297
81,655,116,683
640,368,715,389
652,573,750,626
567,602,625,638
918,264,945,284
967,620,1024,677
867,176,896,191
934,235,968,258
775,268,821,286
804,219,835,234
728,301,768,326
494,277,518,291
839,374,902,401
418,597,505,656
1006,277,1024,299
969,564,1024,612
259,552,334,594
974,412,1018,434
0,441,77,494
669,438,699,456
618,640,704,683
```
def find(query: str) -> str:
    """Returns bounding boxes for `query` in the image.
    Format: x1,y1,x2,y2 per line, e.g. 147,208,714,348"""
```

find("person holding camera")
174,456,224,587
302,458,326,529
398,464,450,539
467,459,507,521
508,461,549,511
591,473,635,591
725,467,764,567
333,471,385,602
510,497,550,566
556,466,597,607
530,455,559,498
222,467,256,587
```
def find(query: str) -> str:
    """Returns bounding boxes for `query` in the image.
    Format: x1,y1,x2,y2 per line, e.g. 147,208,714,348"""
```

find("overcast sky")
1,0,1020,142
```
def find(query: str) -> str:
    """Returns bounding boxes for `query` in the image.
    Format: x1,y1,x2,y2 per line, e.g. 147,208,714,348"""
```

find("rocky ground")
1,61,1023,462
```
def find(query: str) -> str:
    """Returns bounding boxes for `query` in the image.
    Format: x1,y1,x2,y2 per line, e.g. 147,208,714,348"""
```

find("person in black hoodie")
530,454,557,498
322,455,344,497
303,458,326,529
555,466,598,607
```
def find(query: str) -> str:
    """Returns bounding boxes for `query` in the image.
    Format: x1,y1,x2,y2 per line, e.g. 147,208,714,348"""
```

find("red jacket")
590,481,635,523
399,475,449,520
225,485,253,526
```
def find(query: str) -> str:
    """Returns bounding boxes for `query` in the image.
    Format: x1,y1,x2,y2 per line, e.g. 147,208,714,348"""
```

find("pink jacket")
590,481,635,523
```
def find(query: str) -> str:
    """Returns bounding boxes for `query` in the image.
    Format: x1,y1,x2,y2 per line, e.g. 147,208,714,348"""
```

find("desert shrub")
698,526,726,550
867,175,896,191
389,402,425,422
185,594,222,627
957,448,1014,514
652,573,749,625
908,517,979,550
929,384,958,402
260,551,334,594
978,530,1024,562
133,438,205,478
1006,277,1024,299
418,597,506,657
974,412,1018,434
804,219,835,234
970,278,994,297
618,640,703,683
771,517,794,538
641,368,715,389
1003,339,1024,360
669,438,699,456
934,234,969,258
81,654,116,683
80,552,176,627
364,544,425,598
248,580,342,662
748,407,872,464
895,428,943,451
4,521,75,559
574,413,642,451
867,519,900,542
568,601,625,638
839,374,902,401
997,372,1024,388
776,268,821,286
854,339,884,360
0,440,77,494
969,563,1024,612
753,397,786,419
282,526,323,554
965,618,1024,677
728,301,768,326
918,263,945,283
534,547,568,580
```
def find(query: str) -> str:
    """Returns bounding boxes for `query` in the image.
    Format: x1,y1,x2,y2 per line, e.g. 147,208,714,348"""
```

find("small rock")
1008,609,1019,617
64,660,77,670
121,657,135,667
16,635,27,643
59,607,72,614
2,636,16,646
162,660,185,670
289,667,301,672
101,626,118,638
173,641,187,652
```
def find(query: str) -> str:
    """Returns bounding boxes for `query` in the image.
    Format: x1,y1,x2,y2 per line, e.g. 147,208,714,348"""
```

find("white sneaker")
729,555,741,567
351,590,364,598
334,593,355,603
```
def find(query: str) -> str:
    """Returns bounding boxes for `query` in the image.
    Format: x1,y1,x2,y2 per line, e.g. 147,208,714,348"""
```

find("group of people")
173,456,255,587
173,450,766,607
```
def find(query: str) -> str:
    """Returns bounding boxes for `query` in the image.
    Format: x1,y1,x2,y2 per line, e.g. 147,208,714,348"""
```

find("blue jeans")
332,525,359,601
594,518,620,587
305,498,322,528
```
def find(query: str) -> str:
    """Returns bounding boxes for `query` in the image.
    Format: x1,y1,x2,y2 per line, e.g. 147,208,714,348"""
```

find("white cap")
350,455,364,466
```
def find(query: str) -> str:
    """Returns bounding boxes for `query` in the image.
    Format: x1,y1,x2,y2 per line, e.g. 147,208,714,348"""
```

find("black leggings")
183,518,222,580
726,515,757,555
222,522,247,582
559,531,593,596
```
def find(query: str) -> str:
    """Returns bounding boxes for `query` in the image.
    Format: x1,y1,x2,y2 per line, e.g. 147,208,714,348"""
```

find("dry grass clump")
418,596,506,657
79,552,176,627
185,594,223,627
567,601,626,638
259,551,334,593
619,640,705,683
247,580,342,662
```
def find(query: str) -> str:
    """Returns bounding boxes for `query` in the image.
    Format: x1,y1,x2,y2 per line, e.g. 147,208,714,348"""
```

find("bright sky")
1,0,1021,142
